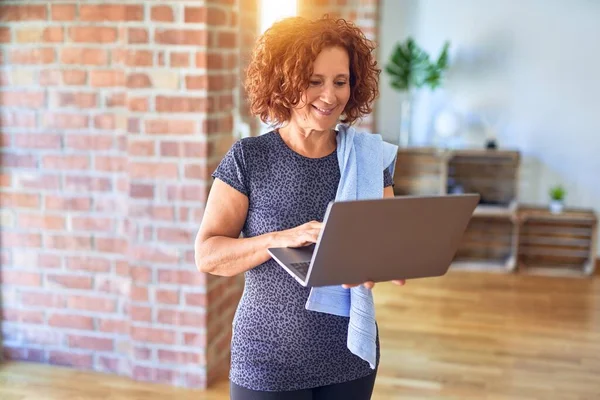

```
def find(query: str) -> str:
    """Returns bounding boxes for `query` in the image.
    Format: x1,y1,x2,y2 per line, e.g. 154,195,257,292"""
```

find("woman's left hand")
342,280,406,290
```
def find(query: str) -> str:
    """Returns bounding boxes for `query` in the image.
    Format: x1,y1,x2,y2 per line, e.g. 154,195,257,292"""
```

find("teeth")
314,106,334,113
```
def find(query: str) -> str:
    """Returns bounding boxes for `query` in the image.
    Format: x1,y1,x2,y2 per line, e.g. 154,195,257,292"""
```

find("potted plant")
385,37,451,147
549,185,566,214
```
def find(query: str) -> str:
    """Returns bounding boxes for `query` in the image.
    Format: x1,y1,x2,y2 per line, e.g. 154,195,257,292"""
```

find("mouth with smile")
311,104,336,116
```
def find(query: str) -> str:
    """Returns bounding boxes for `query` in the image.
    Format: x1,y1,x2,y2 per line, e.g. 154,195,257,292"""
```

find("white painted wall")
377,0,600,255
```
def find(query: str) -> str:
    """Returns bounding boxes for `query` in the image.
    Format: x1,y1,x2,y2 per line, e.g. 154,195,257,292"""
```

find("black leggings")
230,372,377,400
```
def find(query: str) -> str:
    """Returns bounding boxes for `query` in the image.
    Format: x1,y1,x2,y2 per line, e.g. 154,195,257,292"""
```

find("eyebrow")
312,74,350,79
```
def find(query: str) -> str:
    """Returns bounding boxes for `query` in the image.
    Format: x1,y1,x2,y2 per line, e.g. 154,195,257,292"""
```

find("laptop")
267,193,480,287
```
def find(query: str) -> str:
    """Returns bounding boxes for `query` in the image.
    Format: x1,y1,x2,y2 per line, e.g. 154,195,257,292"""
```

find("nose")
320,82,336,105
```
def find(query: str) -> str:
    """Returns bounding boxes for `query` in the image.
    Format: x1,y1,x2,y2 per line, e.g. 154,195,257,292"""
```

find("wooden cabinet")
393,148,598,277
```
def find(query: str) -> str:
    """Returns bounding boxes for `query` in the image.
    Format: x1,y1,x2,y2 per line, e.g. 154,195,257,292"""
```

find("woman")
195,16,404,399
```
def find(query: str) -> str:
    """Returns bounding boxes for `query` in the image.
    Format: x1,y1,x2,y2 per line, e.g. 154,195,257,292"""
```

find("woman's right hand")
272,221,323,248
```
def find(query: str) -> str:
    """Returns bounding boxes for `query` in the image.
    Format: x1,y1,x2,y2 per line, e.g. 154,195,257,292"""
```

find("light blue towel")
305,124,398,369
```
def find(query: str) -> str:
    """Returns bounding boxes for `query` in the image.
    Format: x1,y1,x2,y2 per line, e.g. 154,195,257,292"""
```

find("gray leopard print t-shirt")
211,130,393,392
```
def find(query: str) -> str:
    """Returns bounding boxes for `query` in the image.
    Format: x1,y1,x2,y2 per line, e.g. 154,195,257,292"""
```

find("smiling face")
289,46,351,132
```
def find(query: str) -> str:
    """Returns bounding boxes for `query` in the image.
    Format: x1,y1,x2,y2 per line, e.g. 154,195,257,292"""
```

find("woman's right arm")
194,179,322,277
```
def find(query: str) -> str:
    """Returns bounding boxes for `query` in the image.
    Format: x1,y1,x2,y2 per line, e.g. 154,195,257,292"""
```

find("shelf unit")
392,147,597,277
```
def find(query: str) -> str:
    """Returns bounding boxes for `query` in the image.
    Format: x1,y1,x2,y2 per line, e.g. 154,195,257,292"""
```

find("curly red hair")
244,16,380,126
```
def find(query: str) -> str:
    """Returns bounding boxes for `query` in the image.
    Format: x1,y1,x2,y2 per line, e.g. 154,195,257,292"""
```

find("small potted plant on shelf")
549,185,566,214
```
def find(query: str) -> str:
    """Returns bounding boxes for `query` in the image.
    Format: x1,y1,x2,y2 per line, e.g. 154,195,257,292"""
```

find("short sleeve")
211,140,249,196
383,168,394,188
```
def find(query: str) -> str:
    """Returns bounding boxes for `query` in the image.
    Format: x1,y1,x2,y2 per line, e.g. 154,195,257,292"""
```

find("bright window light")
260,0,297,33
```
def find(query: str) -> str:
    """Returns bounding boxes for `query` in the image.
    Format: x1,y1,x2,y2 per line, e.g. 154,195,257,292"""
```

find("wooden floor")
1,270,599,399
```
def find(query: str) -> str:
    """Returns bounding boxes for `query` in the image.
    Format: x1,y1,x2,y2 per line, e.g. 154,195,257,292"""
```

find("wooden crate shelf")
393,148,598,277
516,205,598,276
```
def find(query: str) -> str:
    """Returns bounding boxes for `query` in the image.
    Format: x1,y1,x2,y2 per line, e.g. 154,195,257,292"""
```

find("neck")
278,122,337,158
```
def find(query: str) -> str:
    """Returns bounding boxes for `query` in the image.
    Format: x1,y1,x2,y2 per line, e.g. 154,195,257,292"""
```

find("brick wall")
298,0,380,133
0,0,256,389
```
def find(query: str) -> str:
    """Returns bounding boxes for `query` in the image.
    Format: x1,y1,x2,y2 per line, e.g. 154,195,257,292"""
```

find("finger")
342,283,359,289
392,279,406,286
363,281,375,290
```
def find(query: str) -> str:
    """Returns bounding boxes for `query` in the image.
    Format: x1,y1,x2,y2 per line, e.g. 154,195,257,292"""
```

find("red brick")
94,156,126,172
156,96,206,113
184,7,206,23
0,174,11,187
18,214,65,230
128,28,148,44
65,134,113,151
68,295,116,313
48,313,94,330
128,118,140,134
38,253,62,269
64,176,112,192
158,349,200,365
128,140,155,156
45,235,93,251
39,69,61,86
99,319,128,334
131,285,149,302
49,351,93,369
95,238,127,254
209,7,228,25
152,5,174,22
166,184,207,202
127,73,152,89
21,292,65,308
130,306,152,322
185,292,207,307
2,308,45,324
3,347,44,362
47,274,93,290
62,70,87,86
116,50,153,67
131,327,176,345
157,269,206,286
130,266,152,284
42,113,89,130
145,119,197,135
129,184,154,199
90,70,125,87
155,29,207,46
51,92,98,108
93,113,116,130
170,52,190,67
45,195,91,211
131,245,179,264
0,5,47,21
17,174,60,191
42,154,90,170
1,193,39,208
130,162,178,179
61,48,108,66
71,216,113,232
157,309,205,327
13,134,60,150
1,153,37,168
107,92,126,108
80,4,143,22
128,97,149,112
66,256,111,273
51,4,76,21
157,289,180,305
134,347,152,360
157,227,193,244
185,75,207,90
1,232,42,248
0,270,41,287
69,27,118,43
68,335,114,351
0,112,36,128
15,27,63,43
183,332,205,347
0,27,10,43
10,48,55,64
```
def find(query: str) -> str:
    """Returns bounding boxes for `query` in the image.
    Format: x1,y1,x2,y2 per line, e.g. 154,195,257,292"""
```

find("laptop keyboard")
290,261,310,278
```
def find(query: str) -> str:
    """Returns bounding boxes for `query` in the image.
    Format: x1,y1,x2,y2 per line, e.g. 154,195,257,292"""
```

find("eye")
309,80,322,87
335,81,348,87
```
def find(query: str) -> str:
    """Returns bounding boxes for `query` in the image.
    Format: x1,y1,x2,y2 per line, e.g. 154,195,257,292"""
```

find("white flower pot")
549,200,564,214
